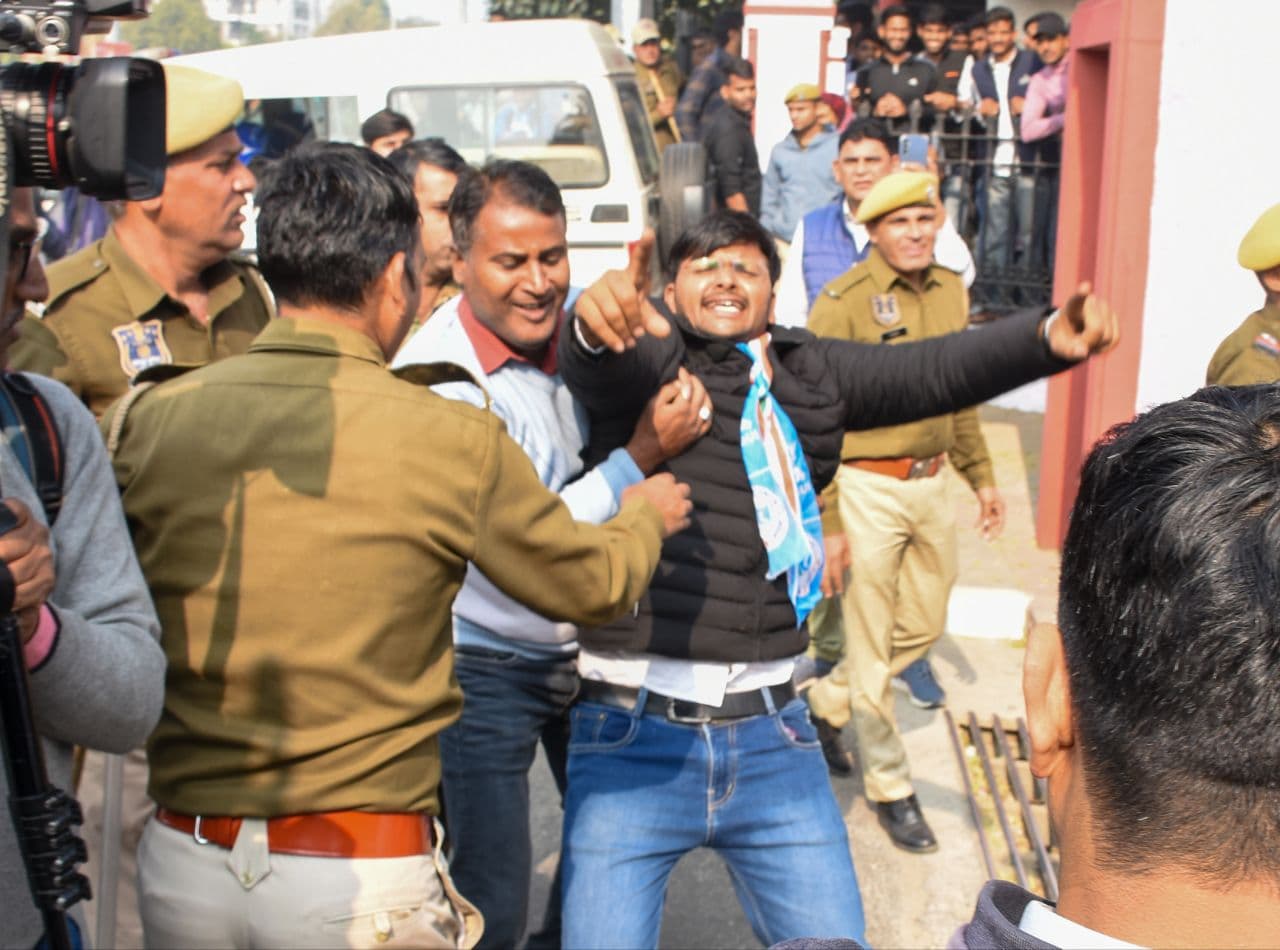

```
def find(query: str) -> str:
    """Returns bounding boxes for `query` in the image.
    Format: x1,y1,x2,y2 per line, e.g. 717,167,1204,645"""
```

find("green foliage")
315,0,391,37
121,0,224,54
655,0,742,41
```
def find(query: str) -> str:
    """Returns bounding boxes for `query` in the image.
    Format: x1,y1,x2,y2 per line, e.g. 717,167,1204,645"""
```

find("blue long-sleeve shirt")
760,127,842,243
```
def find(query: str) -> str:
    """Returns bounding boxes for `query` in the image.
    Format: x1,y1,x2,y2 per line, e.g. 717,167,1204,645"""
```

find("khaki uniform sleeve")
1207,336,1280,386
471,419,665,628
9,314,80,398
820,479,843,536
948,406,995,491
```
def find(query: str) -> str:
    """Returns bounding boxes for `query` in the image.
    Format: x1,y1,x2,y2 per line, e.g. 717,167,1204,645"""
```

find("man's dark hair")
712,10,743,47
985,6,1016,28
667,210,781,284
836,2,874,32
386,138,469,180
256,142,419,310
838,117,895,154
918,3,948,27
722,56,755,82
1059,384,1280,888
359,108,413,146
449,159,565,258
965,14,986,32
879,4,912,26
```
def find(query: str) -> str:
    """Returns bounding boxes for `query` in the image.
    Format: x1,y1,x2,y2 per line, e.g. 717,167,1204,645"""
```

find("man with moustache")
393,159,709,949
805,172,1005,853
11,64,273,419
852,5,938,135
9,64,273,948
388,138,469,338
703,58,763,216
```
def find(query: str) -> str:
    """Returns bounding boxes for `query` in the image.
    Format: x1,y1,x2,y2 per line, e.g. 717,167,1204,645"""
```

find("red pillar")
1036,0,1167,548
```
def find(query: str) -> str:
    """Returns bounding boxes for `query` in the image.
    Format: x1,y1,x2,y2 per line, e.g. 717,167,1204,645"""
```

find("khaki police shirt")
103,316,664,818
11,229,274,418
1206,303,1280,386
808,248,995,529
635,57,683,151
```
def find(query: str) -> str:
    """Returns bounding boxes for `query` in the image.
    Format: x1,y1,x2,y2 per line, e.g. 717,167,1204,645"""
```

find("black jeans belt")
577,680,796,724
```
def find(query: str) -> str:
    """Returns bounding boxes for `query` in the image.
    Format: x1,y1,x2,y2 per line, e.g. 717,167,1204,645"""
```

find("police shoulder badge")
1251,332,1280,358
111,319,173,378
870,293,901,328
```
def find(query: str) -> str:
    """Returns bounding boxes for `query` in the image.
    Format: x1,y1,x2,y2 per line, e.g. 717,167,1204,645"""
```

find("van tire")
658,142,709,270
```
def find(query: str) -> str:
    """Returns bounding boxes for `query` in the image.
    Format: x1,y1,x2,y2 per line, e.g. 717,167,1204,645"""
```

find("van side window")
391,84,609,190
613,80,660,187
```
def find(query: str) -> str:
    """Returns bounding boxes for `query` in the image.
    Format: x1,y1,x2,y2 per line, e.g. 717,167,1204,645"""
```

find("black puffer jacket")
559,302,1064,662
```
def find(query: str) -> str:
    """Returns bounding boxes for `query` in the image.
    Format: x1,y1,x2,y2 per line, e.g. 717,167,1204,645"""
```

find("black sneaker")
892,657,946,709
875,794,939,853
813,714,855,776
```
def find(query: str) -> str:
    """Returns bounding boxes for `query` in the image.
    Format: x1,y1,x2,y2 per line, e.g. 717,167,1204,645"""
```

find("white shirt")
1019,900,1144,950
577,648,794,706
990,52,1017,174
774,200,976,330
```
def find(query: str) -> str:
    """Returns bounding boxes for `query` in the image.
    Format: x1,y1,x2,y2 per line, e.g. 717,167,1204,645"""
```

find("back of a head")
838,117,895,154
448,159,564,258
256,142,419,311
667,210,780,284
360,109,414,146
713,10,744,47
1060,384,1280,888
387,138,469,180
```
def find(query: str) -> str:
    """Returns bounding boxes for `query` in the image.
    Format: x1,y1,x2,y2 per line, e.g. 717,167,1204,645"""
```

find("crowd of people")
2,7,1279,950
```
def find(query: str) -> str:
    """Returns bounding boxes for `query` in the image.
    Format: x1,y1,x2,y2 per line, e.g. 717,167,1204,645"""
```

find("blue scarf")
736,337,824,623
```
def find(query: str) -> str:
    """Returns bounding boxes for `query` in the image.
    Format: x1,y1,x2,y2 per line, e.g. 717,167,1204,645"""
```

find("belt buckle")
666,697,711,725
908,457,930,479
192,815,211,846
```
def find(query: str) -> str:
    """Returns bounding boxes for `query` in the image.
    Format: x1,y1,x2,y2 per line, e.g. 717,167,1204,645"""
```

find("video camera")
0,7,165,949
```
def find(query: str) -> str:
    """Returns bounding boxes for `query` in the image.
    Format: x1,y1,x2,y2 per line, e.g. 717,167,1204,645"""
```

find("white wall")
1136,0,1280,409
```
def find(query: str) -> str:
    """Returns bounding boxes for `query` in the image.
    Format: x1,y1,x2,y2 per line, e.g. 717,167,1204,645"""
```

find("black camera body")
0,0,150,57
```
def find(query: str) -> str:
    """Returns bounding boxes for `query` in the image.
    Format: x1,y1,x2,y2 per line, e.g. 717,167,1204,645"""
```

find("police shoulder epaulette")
823,265,871,299
393,361,492,410
44,247,111,310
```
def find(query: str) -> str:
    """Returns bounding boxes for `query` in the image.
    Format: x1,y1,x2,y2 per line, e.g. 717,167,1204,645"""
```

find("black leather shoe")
814,715,855,776
876,794,938,853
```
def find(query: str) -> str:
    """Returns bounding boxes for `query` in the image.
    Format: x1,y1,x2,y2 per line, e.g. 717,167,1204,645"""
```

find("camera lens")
0,62,75,187
36,16,70,48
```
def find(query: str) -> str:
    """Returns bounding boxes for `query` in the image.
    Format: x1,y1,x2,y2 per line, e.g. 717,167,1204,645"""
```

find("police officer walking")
805,172,1005,854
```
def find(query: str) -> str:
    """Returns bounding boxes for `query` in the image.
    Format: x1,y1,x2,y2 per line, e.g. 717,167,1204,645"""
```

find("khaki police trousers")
137,815,483,949
807,464,957,803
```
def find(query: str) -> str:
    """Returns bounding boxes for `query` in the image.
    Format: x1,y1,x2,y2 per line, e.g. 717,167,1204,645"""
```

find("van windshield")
390,84,608,189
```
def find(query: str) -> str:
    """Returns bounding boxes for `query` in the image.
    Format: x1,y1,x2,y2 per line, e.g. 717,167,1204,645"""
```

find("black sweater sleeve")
821,307,1073,431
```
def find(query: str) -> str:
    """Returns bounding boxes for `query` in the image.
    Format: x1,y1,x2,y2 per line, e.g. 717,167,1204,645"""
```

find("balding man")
12,64,273,418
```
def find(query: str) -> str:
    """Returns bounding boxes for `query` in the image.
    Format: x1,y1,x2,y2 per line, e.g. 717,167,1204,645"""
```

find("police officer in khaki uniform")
1208,203,1280,386
11,65,271,950
107,143,691,949
806,172,1005,854
11,64,273,419
632,18,683,153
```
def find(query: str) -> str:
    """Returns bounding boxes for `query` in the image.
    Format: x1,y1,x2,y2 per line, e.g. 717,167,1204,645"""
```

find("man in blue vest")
970,6,1041,274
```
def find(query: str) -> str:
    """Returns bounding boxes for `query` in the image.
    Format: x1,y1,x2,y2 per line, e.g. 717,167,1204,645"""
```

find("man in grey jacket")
0,187,164,948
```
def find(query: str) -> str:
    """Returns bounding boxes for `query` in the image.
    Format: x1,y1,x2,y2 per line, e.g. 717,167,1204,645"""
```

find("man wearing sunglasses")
554,206,1119,948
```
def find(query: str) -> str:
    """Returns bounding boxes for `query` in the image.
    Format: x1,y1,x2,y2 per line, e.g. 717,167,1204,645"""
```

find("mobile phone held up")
898,133,930,169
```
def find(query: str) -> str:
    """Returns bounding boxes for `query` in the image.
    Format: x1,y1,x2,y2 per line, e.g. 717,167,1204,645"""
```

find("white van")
170,20,693,282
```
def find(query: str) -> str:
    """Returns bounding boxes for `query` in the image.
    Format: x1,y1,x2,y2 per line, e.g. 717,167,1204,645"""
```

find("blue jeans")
560,691,866,948
438,646,577,949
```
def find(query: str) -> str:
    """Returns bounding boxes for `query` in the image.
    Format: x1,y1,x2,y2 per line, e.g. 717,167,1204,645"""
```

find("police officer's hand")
975,486,1006,541
622,473,693,539
627,367,712,472
1046,282,1121,361
656,97,676,119
874,92,907,118
820,533,851,598
0,499,54,643
574,230,671,353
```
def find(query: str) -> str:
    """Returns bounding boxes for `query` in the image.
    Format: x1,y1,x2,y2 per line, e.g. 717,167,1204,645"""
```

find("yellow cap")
1237,203,1280,272
784,83,822,103
855,171,939,224
162,63,245,156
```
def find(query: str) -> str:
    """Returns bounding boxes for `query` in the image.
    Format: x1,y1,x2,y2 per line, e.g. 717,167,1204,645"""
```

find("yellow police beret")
1237,203,1280,272
855,171,939,224
162,63,245,156
784,83,822,103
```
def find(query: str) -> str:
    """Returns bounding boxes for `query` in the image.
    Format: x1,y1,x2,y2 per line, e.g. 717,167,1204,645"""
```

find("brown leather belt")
845,453,945,480
154,807,434,858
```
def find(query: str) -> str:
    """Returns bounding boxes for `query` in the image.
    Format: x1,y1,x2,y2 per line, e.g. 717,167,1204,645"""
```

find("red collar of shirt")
457,295,561,375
